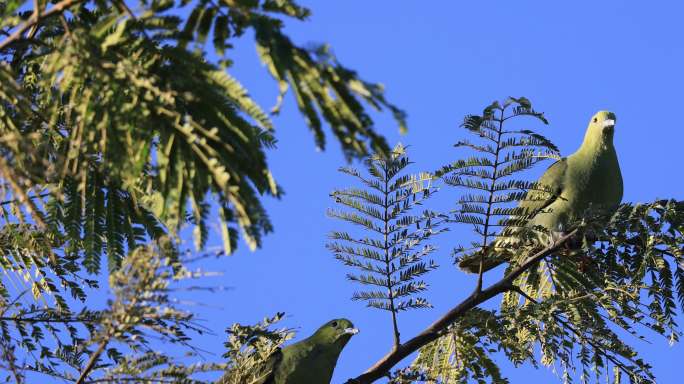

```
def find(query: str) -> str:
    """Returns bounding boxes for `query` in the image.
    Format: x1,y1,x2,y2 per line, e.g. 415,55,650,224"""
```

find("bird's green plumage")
217,318,358,384
460,111,623,273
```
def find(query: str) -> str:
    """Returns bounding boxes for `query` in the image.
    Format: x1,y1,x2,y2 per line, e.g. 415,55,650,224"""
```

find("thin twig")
0,157,46,229
26,0,42,40
76,338,110,384
0,315,101,324
59,14,72,38
0,0,84,51
382,161,401,349
0,192,50,207
0,340,22,384
476,105,506,293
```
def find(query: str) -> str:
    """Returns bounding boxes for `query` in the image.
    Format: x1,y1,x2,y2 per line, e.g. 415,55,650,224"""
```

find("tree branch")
0,315,100,324
76,338,109,384
0,0,84,52
346,229,578,384
0,340,22,384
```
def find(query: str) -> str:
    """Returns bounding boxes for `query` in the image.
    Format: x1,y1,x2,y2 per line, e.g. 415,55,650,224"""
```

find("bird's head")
585,110,617,144
311,318,359,348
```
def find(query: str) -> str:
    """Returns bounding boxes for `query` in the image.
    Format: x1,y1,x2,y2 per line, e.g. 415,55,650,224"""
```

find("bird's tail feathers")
457,231,535,274
457,244,519,274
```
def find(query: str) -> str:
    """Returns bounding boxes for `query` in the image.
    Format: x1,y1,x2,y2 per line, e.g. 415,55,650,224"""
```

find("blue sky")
183,1,684,383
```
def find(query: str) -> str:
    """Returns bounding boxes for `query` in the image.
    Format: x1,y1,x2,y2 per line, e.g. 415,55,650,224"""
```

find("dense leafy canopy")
0,0,406,266
0,0,405,382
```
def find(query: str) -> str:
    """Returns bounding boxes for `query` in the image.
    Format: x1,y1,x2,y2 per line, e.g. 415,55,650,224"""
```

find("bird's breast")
563,148,623,217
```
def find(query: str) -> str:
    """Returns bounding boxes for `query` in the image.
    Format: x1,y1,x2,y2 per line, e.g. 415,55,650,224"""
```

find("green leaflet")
328,144,446,346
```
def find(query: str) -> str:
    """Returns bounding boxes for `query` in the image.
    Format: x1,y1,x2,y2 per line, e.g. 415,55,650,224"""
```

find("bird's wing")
458,158,568,273
215,348,283,384
517,158,567,217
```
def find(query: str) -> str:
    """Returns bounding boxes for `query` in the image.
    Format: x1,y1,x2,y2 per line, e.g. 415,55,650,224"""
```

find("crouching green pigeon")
459,110,623,273
217,318,359,384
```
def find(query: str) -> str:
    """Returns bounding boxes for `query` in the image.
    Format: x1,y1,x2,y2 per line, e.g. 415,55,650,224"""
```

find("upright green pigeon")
459,110,623,273
217,318,359,384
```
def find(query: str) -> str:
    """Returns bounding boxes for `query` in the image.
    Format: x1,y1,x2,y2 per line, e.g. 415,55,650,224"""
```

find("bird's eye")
331,321,338,327
593,117,598,123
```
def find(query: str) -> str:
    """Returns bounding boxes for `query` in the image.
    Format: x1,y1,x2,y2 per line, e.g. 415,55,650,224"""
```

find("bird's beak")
602,119,616,129
343,327,359,335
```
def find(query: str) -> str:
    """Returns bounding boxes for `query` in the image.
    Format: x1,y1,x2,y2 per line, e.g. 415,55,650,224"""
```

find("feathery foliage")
0,241,219,383
217,312,294,384
497,199,684,383
437,97,560,274
0,0,406,273
328,144,446,347
412,308,510,384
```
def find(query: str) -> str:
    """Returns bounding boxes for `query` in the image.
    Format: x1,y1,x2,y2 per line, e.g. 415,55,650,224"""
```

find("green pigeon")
217,318,359,384
459,110,623,273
